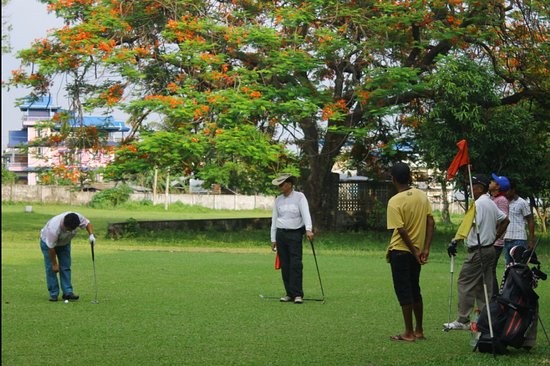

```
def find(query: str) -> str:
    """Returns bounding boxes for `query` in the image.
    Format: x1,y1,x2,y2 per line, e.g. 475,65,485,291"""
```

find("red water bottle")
275,253,281,270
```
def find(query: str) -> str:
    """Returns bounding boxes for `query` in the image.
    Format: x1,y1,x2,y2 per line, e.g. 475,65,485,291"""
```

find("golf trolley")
474,244,548,355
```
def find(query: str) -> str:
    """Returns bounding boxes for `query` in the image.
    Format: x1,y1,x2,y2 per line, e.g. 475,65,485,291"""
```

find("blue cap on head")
491,173,510,192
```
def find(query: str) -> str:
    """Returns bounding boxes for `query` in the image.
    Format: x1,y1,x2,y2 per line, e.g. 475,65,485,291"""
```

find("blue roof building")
4,95,130,185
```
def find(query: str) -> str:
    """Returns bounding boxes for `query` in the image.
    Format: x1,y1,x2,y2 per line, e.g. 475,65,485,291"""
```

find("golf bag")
475,247,546,354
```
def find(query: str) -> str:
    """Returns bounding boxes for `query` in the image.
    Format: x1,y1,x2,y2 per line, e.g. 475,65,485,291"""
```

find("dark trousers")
276,228,304,298
389,250,422,306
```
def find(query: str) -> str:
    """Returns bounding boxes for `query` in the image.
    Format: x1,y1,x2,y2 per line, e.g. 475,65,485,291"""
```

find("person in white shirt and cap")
40,212,96,302
270,173,314,304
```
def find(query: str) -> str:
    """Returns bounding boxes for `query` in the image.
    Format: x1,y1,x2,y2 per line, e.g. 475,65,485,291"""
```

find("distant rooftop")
60,116,130,132
19,95,60,111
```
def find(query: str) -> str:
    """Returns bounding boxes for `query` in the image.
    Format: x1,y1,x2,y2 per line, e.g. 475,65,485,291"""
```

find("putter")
91,243,99,304
444,255,455,332
259,294,325,302
308,238,325,303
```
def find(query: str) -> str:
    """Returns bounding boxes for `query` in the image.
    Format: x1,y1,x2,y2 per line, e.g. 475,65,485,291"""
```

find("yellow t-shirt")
386,188,433,253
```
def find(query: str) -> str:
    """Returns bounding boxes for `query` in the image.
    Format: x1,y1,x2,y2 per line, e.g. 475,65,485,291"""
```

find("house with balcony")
3,95,130,185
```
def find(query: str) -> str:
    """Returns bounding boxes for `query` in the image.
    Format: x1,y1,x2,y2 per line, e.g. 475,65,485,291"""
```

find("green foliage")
88,184,133,208
417,56,550,198
198,125,298,194
1,166,17,184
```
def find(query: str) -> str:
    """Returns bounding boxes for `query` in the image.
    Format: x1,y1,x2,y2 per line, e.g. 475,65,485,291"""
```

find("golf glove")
447,240,457,257
89,234,96,246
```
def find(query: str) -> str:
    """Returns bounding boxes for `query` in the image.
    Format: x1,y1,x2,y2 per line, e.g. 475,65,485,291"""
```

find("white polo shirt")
40,212,90,248
467,194,507,248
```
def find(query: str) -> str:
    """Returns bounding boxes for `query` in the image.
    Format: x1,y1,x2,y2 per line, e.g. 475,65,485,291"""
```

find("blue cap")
491,173,510,191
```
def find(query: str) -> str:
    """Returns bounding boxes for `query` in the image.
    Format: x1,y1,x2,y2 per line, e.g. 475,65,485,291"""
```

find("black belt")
467,245,492,253
277,227,304,232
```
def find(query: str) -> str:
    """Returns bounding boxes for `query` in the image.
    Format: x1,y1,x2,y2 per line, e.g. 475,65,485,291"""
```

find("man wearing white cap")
270,173,314,304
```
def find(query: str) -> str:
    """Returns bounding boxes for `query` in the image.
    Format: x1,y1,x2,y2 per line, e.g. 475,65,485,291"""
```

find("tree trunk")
440,176,451,225
299,118,346,231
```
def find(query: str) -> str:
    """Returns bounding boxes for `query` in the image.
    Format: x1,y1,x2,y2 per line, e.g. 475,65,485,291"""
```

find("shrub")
88,184,133,208
1,166,18,184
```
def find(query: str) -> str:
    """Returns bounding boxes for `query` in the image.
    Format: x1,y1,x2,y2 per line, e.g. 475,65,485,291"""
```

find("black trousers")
389,250,422,306
276,228,305,298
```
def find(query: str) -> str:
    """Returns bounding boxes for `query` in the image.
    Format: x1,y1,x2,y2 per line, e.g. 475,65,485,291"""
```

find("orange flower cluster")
134,46,151,58
206,94,224,104
241,86,262,99
166,17,206,43
98,39,117,53
120,144,138,153
446,15,462,27
166,83,179,93
48,134,65,145
11,69,27,83
194,105,210,120
321,99,348,121
36,39,53,56
100,84,124,106
144,95,183,109
209,71,234,86
47,0,94,12
52,164,81,184
356,90,370,105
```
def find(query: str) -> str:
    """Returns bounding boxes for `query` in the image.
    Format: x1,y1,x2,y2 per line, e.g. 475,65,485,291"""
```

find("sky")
2,0,64,151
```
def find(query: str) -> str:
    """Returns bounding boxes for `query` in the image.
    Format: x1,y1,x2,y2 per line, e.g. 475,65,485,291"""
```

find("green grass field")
2,203,549,365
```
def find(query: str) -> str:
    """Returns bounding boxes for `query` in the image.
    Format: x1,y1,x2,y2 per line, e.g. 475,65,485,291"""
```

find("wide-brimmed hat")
272,173,296,186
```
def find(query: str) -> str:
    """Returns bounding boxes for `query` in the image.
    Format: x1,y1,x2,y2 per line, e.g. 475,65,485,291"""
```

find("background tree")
1,0,11,54
417,56,550,223
7,1,549,229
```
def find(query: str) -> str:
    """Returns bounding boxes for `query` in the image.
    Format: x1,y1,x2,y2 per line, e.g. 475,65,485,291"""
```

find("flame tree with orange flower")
6,0,549,228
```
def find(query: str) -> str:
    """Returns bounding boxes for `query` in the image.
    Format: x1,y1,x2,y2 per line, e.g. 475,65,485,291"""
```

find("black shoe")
49,296,58,302
62,293,79,301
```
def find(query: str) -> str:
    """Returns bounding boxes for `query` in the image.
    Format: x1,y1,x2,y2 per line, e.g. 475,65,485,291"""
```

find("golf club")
259,294,325,302
91,243,98,304
444,255,455,332
308,238,325,303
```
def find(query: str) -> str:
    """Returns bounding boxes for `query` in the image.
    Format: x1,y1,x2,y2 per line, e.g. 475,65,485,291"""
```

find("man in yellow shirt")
386,162,435,342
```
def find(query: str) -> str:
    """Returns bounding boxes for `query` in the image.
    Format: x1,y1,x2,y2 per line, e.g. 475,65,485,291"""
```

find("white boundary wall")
2,184,463,213
1,185,274,210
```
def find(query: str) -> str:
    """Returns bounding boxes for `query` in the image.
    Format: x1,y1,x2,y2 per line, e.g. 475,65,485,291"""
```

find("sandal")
390,334,415,342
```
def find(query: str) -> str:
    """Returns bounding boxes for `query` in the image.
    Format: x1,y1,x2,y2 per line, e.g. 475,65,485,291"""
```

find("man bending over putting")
40,212,96,302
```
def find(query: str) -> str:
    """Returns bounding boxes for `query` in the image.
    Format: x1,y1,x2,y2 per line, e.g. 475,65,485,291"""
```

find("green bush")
1,166,17,184
88,184,133,208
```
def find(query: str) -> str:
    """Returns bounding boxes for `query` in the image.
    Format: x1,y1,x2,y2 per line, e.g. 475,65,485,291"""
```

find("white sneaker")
443,320,470,330
280,296,292,302
294,296,303,304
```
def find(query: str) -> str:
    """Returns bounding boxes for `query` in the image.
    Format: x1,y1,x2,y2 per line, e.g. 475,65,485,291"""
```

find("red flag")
275,253,281,270
446,139,469,180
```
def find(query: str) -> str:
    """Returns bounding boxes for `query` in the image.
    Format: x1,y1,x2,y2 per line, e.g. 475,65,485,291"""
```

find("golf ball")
64,299,69,303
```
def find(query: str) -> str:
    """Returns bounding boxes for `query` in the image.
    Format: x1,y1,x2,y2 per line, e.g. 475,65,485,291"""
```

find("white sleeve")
299,195,313,231
270,198,278,242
